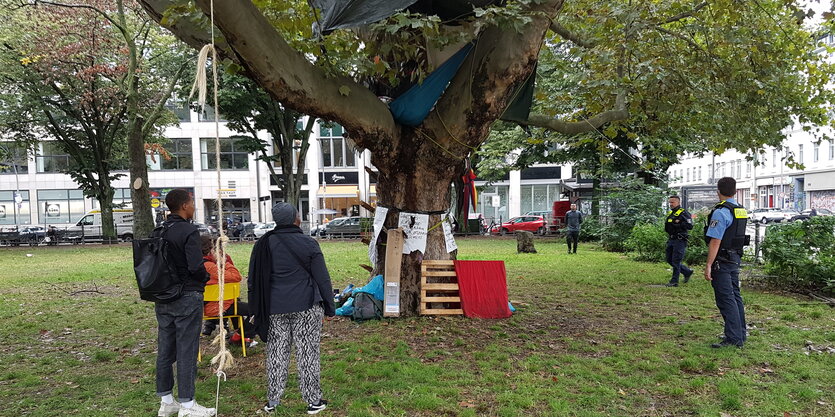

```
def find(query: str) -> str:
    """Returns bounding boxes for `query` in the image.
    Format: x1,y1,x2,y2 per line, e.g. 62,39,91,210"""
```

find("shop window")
0,190,31,225
37,189,86,224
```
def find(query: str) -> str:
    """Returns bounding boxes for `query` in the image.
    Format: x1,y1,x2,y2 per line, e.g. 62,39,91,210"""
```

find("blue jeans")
665,239,693,284
155,290,203,402
711,252,746,345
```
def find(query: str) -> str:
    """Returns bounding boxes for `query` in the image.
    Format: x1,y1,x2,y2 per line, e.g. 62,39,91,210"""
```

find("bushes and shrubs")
760,216,835,294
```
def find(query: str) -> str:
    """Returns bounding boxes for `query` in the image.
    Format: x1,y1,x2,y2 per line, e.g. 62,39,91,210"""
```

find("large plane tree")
138,0,833,314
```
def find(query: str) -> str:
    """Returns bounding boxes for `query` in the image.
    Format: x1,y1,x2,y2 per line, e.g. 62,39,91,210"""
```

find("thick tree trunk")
370,130,461,316
128,120,155,238
99,185,117,244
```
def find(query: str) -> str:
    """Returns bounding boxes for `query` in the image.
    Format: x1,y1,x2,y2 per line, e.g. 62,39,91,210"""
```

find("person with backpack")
248,202,335,414
153,189,215,417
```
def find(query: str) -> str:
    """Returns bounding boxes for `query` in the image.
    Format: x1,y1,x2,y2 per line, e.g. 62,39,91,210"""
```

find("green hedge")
624,221,707,265
761,216,835,294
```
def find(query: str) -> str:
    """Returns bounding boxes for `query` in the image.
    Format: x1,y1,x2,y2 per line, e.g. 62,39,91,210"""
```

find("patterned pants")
266,304,324,405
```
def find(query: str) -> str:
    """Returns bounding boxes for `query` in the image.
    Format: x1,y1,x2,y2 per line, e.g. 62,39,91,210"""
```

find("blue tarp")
335,275,385,316
388,43,474,127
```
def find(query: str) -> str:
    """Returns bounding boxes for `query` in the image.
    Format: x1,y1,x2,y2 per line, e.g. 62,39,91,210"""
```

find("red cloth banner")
453,260,512,319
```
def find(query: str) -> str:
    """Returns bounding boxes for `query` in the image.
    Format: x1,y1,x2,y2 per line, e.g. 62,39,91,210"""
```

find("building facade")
1,106,570,229
667,124,835,211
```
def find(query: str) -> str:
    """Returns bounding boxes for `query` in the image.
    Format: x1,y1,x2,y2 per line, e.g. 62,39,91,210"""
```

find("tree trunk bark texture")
370,129,462,316
128,121,155,239
98,185,116,244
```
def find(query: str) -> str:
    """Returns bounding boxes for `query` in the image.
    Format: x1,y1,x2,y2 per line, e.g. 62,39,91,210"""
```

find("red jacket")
203,254,243,317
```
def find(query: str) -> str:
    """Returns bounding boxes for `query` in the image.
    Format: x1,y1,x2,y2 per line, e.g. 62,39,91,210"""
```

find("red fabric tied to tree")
453,260,511,319
461,168,478,215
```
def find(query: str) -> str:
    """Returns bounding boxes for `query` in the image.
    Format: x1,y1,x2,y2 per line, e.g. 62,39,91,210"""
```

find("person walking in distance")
154,189,215,417
664,195,694,287
249,203,335,414
704,177,750,348
565,203,583,254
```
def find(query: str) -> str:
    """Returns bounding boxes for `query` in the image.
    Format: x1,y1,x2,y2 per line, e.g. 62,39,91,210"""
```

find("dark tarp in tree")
310,0,418,35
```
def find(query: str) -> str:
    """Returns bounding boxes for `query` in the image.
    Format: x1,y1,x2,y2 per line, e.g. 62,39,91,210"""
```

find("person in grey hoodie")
565,203,583,254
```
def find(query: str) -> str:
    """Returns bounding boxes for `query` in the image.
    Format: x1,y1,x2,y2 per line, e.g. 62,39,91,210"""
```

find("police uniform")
665,206,694,285
704,198,749,347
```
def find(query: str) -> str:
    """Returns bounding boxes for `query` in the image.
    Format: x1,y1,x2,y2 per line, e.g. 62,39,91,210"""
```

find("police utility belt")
668,234,688,240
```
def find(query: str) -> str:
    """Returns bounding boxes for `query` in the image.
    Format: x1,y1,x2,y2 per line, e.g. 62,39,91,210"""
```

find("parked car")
193,222,218,238
19,226,47,245
253,222,275,238
490,215,546,236
65,209,136,242
309,223,327,237
323,216,371,238
791,208,834,222
749,208,796,224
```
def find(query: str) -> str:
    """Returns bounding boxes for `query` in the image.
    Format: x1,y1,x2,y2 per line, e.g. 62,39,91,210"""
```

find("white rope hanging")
187,0,233,410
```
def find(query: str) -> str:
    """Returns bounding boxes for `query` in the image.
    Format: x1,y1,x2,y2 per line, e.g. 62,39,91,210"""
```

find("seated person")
200,235,254,342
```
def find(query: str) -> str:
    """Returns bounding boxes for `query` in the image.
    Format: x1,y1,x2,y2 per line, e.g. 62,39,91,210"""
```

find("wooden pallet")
420,260,463,315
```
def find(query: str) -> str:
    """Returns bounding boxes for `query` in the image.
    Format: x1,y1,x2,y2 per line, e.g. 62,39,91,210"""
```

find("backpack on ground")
351,291,383,322
132,225,183,303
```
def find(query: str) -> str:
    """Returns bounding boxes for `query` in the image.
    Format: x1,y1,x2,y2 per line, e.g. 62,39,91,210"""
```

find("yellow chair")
199,283,246,360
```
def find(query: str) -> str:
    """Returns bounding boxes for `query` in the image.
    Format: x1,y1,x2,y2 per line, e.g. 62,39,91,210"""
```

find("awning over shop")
317,185,378,197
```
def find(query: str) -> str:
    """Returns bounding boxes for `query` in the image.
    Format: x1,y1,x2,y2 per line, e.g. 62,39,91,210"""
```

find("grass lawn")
0,238,834,417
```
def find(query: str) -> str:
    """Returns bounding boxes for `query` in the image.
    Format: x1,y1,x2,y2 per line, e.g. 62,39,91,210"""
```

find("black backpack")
132,224,183,303
352,291,383,322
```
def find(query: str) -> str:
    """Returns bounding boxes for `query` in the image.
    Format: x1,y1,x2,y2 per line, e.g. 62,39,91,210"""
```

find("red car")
491,215,546,236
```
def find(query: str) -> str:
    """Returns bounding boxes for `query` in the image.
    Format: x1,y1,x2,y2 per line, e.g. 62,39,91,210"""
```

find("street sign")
491,195,501,208
150,198,160,208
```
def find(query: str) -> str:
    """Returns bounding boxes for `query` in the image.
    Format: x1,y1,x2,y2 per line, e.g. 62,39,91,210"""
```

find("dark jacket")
248,225,335,338
162,214,209,292
566,210,583,232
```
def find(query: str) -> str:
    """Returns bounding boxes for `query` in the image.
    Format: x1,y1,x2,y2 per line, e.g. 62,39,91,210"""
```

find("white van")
66,209,135,242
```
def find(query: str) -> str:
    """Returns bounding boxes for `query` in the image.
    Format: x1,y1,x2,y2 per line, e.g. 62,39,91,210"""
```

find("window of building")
36,142,72,173
520,184,562,214
685,168,690,182
772,149,777,168
707,163,712,181
746,161,751,178
151,138,193,171
830,140,834,160
319,123,356,168
798,144,804,163
0,190,31,225
200,138,248,170
37,189,86,224
478,185,509,220
165,100,191,122
698,166,702,181
0,143,29,174
736,159,742,178
813,142,820,162
197,105,226,122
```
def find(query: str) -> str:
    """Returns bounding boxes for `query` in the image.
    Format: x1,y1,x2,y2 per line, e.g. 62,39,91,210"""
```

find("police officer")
664,195,694,287
704,177,749,348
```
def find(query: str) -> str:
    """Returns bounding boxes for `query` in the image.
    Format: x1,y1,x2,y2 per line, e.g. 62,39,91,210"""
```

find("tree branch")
523,93,629,135
139,0,396,151
549,20,595,48
661,2,709,25
142,60,190,135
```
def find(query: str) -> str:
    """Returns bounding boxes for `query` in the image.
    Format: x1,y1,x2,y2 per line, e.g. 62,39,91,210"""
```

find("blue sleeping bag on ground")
335,275,385,316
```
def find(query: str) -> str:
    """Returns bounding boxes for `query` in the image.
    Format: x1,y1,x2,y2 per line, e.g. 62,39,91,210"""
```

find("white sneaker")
158,400,180,417
177,402,217,417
